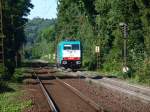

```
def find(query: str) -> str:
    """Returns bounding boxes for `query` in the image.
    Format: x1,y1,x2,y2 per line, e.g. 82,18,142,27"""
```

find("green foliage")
24,18,55,44
0,83,32,111
1,0,149,86
2,0,33,79
56,0,97,70
0,64,5,77
38,25,56,42
11,68,24,83
131,59,150,85
24,18,56,60
0,81,9,93
31,40,54,59
56,0,150,84
82,55,97,70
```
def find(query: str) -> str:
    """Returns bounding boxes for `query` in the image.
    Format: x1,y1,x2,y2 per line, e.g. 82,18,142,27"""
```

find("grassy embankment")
0,67,32,112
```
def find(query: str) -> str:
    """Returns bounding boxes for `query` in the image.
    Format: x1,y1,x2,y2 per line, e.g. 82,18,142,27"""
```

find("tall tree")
2,0,33,79
56,0,98,68
55,0,150,81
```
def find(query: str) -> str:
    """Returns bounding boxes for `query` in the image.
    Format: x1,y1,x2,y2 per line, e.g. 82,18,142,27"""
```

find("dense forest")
0,1,150,111
0,0,33,79
24,18,55,45
54,0,150,83
0,0,150,84
23,0,150,84
24,18,56,60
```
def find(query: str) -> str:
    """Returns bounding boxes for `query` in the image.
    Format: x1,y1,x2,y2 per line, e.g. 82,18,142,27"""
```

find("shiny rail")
47,71,103,112
34,72,58,112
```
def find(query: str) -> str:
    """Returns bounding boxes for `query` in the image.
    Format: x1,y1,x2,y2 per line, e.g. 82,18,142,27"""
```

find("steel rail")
32,63,102,112
34,72,58,112
48,71,103,112
74,70,150,103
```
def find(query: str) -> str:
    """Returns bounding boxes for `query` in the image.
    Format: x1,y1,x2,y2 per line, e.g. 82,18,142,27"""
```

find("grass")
0,83,32,112
127,77,150,87
11,68,25,83
97,69,150,87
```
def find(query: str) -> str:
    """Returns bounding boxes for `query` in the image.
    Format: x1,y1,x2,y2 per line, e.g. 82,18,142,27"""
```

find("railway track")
32,66,150,104
60,69,150,103
34,72,58,112
56,69,150,111
24,61,150,112
33,67,103,112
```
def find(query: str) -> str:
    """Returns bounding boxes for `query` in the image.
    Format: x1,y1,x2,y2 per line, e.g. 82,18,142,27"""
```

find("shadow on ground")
0,82,15,93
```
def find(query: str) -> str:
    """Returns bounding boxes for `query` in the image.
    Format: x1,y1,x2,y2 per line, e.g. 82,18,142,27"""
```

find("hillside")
24,18,55,45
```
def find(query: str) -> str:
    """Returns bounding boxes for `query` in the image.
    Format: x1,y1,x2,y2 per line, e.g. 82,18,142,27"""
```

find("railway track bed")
55,69,150,112
23,67,150,112
24,69,102,112
42,79,100,112
24,83,51,112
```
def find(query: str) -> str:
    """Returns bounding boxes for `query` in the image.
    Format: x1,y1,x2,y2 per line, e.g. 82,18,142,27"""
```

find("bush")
82,55,97,70
131,60,150,85
103,60,122,74
0,64,5,78
11,68,24,83
0,83,32,111
132,74,150,86
0,80,9,93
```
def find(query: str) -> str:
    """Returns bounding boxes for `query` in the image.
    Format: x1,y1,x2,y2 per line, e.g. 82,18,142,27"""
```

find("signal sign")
95,46,100,53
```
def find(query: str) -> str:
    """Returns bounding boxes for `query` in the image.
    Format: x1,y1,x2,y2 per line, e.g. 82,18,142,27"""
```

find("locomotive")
56,40,81,69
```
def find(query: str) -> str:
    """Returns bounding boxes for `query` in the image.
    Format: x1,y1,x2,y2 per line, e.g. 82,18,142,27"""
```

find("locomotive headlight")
76,61,81,64
62,61,67,64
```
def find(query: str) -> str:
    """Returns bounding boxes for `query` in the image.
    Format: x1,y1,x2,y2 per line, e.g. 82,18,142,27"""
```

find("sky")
28,0,57,19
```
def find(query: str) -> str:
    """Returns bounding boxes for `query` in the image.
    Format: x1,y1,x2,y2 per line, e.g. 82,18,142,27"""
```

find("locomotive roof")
59,40,80,45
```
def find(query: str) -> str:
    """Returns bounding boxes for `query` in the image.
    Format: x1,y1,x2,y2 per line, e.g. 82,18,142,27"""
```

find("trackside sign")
95,46,100,53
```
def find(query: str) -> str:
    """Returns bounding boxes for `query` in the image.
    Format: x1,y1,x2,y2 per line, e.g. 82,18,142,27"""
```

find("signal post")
95,45,100,69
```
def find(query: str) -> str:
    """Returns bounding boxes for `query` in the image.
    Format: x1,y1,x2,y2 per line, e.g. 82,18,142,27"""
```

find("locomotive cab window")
64,45,71,50
64,44,80,50
72,44,80,50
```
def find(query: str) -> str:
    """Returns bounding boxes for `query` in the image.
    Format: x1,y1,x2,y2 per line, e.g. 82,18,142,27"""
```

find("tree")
2,0,33,79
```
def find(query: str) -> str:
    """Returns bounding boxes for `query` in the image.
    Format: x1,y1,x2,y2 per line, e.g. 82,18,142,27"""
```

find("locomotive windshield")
64,44,80,50
72,44,79,50
64,45,71,50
